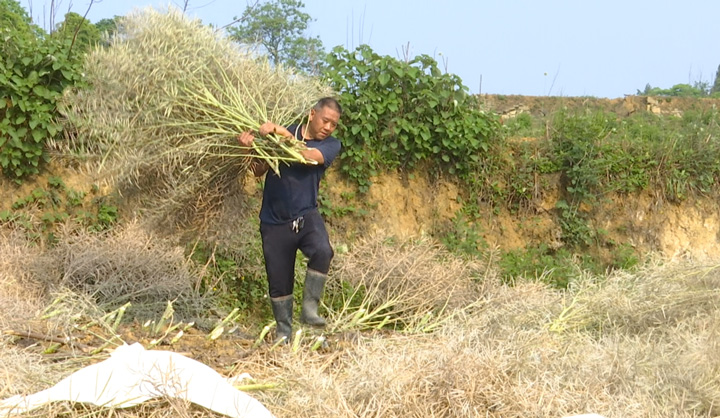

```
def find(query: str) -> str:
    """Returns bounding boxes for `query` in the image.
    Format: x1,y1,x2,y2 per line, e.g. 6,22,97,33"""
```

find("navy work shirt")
259,124,341,225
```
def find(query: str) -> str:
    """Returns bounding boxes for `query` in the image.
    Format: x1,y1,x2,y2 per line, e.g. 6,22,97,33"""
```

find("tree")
94,16,121,46
0,0,36,30
637,83,707,98
711,64,720,95
52,12,101,53
226,0,324,73
0,0,43,57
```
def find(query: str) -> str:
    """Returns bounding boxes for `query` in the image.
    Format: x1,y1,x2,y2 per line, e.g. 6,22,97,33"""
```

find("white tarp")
0,342,274,418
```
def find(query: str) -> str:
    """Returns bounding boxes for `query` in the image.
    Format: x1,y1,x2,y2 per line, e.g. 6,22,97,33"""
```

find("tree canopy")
52,12,101,53
227,0,324,74
94,16,121,46
637,82,720,98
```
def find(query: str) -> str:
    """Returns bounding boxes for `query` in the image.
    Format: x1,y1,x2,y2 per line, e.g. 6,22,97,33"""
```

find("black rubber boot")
299,269,327,327
270,295,293,344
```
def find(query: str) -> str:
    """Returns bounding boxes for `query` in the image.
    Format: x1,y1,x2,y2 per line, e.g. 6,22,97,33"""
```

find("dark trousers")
260,209,334,298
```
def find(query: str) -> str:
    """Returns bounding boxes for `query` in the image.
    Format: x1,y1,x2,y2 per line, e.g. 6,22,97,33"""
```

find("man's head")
306,97,341,140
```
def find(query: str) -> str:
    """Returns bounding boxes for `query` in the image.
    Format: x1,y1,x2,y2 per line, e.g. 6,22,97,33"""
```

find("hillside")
315,95,720,262
481,94,720,119
324,168,720,261
3,95,720,263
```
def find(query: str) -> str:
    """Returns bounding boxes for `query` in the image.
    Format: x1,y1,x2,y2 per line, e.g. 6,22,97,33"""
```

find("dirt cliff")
324,170,720,262
323,94,720,261
480,94,720,120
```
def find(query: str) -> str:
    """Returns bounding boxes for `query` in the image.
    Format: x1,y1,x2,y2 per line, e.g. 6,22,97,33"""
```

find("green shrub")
0,0,83,179
323,45,499,192
438,212,487,257
503,112,535,137
499,244,597,288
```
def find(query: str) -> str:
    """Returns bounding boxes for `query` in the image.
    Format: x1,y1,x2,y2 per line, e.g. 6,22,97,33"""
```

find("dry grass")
548,259,720,336
324,234,492,332
3,397,228,417
0,341,57,399
0,228,46,329
30,221,208,320
57,6,332,228
242,246,720,418
0,221,208,335
2,232,720,417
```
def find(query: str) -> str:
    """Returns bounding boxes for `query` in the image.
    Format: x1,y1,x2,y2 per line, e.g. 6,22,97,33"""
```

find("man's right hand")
238,131,255,147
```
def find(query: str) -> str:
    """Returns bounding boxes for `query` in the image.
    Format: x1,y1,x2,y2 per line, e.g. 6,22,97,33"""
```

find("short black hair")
314,97,342,115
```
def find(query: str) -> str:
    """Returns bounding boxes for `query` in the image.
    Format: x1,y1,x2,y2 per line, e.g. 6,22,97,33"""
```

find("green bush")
323,45,499,192
0,0,83,179
503,112,535,137
439,212,487,257
499,244,597,288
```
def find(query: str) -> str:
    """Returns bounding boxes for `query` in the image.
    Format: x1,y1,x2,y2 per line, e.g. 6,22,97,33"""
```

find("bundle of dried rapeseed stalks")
60,6,332,223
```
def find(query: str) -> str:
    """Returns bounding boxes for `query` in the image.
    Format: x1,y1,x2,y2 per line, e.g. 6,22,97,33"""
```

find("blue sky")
19,0,720,98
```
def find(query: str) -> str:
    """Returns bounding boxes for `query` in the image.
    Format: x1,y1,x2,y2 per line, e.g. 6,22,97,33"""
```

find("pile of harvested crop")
60,6,332,226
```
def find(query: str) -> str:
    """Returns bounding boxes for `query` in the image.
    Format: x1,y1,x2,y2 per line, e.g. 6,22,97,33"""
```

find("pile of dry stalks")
324,234,492,332
33,222,207,319
0,229,45,329
59,7,331,226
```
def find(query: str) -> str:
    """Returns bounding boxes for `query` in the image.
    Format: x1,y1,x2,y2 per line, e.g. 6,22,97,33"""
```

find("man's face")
307,106,340,140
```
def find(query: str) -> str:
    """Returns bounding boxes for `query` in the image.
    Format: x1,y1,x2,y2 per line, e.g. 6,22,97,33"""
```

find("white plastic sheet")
0,343,274,417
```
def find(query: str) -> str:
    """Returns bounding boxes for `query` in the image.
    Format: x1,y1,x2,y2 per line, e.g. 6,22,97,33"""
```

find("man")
238,97,342,344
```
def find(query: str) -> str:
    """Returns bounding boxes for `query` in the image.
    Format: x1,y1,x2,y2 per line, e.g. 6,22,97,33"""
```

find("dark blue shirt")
259,124,341,225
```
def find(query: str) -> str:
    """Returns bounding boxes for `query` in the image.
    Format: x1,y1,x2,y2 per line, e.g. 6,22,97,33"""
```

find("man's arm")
259,122,324,165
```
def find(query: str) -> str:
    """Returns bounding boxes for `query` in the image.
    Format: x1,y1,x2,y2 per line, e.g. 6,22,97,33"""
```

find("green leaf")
31,128,45,142
60,69,75,80
378,72,390,86
32,85,49,98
